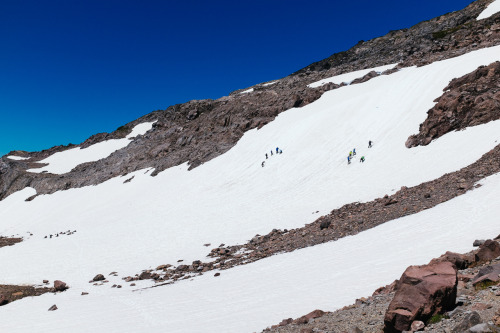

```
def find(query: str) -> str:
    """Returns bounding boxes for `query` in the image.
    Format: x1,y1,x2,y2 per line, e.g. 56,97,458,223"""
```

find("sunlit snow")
477,0,500,20
308,63,398,88
2,45,500,332
26,121,156,174
6,155,30,161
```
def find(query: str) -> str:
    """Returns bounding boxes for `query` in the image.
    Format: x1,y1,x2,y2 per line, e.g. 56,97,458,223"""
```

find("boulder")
411,320,425,332
452,311,481,332
430,251,469,270
473,239,486,247
48,304,58,311
475,239,500,262
471,262,500,286
384,261,457,333
138,271,152,280
93,274,105,282
0,294,8,306
54,280,68,291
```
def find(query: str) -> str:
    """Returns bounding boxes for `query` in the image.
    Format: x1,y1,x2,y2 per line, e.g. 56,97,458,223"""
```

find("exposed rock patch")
406,61,500,148
0,284,54,306
0,236,22,248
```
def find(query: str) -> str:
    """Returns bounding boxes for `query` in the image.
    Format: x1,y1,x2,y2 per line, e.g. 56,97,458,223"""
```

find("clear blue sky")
0,0,474,156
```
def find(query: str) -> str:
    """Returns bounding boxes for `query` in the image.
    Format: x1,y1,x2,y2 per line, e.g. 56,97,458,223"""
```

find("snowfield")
26,121,156,174
2,45,500,332
477,0,500,20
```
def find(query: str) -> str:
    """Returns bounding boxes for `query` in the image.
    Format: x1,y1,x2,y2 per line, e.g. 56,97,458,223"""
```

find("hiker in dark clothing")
266,153,268,159
262,161,265,167
279,149,282,154
276,147,279,154
271,150,273,156
360,156,365,163
353,148,356,156
368,140,372,148
347,156,351,164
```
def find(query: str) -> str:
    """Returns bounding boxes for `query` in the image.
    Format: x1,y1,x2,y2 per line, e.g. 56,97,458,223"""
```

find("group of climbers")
262,147,283,167
347,140,372,165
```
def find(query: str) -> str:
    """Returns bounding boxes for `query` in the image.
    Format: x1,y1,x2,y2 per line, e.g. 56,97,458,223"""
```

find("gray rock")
453,311,481,333
474,239,486,247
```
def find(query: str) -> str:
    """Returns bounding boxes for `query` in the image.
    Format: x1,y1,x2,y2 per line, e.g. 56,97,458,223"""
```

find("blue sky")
0,0,474,156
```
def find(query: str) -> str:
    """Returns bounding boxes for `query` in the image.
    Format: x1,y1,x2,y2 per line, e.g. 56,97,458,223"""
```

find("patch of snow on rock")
308,63,398,88
26,121,156,175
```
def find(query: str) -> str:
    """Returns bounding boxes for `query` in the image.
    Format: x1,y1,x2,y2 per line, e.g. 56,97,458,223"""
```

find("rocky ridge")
1,0,499,200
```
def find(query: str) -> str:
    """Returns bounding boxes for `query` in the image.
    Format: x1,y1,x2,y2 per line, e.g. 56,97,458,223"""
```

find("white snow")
262,81,277,86
308,63,398,88
477,0,500,20
239,88,254,94
26,121,156,174
2,45,500,332
6,155,30,161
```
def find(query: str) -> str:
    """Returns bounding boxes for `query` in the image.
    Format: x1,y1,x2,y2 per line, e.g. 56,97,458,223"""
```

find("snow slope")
2,45,500,332
477,0,500,20
26,121,156,174
1,173,499,333
307,63,398,88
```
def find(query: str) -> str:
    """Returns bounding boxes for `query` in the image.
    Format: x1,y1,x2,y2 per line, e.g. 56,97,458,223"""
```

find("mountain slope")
1,1,500,333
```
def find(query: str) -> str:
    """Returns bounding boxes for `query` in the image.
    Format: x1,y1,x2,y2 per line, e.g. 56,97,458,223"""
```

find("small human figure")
261,161,265,167
266,153,268,159
279,149,282,154
353,148,356,156
349,151,352,157
276,147,279,154
347,156,351,164
360,156,365,163
271,150,273,156
368,140,372,148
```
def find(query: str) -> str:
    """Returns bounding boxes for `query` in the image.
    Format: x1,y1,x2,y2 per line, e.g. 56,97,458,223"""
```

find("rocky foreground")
262,236,500,333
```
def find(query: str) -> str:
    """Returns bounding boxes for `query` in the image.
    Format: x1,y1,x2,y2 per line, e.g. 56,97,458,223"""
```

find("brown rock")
54,280,68,291
93,274,105,281
475,239,500,262
138,271,152,280
48,304,58,311
278,318,293,326
384,261,457,333
0,294,8,306
471,262,500,285
43,279,49,284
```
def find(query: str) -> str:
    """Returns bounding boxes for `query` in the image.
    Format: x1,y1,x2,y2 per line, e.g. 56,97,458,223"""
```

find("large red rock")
475,240,500,262
384,261,457,333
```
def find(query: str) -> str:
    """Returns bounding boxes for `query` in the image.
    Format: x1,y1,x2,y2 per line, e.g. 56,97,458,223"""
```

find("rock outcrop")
383,261,458,332
406,61,500,148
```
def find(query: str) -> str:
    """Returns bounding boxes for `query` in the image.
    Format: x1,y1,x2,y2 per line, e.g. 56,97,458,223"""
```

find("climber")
266,153,268,159
347,156,351,164
276,147,279,154
360,156,365,163
353,148,356,156
349,151,353,158
368,140,372,148
270,150,273,156
279,149,282,154
262,161,265,167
